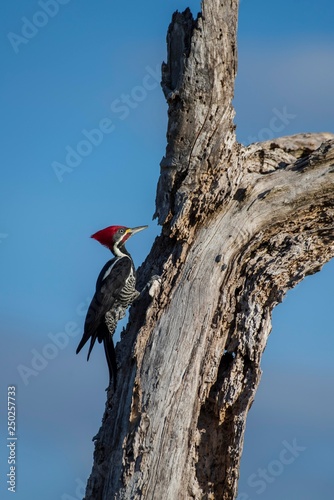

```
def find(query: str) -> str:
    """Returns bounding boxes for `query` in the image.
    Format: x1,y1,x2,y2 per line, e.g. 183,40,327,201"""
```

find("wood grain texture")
84,1,334,498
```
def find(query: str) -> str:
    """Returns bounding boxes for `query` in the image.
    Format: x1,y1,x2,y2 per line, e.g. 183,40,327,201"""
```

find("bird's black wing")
95,257,116,292
76,256,132,358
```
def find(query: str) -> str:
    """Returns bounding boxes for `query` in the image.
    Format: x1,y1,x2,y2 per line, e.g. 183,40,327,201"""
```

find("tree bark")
84,1,334,498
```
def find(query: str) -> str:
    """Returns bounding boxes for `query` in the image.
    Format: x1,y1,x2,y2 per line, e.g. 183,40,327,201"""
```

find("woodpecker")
76,225,148,388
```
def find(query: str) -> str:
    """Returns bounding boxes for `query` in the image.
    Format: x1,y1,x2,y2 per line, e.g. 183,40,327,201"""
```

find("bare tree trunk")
84,1,334,498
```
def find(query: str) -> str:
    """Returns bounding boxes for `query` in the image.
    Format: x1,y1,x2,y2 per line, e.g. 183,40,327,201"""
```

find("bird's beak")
126,225,148,236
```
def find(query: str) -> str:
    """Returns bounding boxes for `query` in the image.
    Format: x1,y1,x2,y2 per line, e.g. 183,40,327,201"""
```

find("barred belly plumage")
118,272,138,306
105,269,139,336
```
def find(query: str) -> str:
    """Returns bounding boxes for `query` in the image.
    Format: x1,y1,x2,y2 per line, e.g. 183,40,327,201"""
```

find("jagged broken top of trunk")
156,3,239,238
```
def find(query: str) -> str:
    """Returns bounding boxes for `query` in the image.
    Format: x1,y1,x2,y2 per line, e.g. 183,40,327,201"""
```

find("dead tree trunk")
84,1,334,498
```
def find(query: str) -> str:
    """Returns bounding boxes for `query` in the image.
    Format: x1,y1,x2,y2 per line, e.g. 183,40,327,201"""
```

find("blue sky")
1,1,334,499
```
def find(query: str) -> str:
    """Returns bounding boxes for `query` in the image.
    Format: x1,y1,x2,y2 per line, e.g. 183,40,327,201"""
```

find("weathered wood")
84,1,334,498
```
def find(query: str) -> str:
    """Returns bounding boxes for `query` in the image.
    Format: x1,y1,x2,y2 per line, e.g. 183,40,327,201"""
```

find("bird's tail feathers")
102,325,117,389
76,337,86,355
86,332,98,361
76,321,117,389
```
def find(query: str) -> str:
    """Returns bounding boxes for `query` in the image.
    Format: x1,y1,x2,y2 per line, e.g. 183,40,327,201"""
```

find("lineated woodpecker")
76,225,148,388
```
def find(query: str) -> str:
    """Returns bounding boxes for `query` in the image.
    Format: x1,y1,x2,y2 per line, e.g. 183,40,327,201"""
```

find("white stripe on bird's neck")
113,243,128,258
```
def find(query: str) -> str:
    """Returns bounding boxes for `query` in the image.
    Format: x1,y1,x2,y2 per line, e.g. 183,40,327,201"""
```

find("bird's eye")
119,228,124,234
